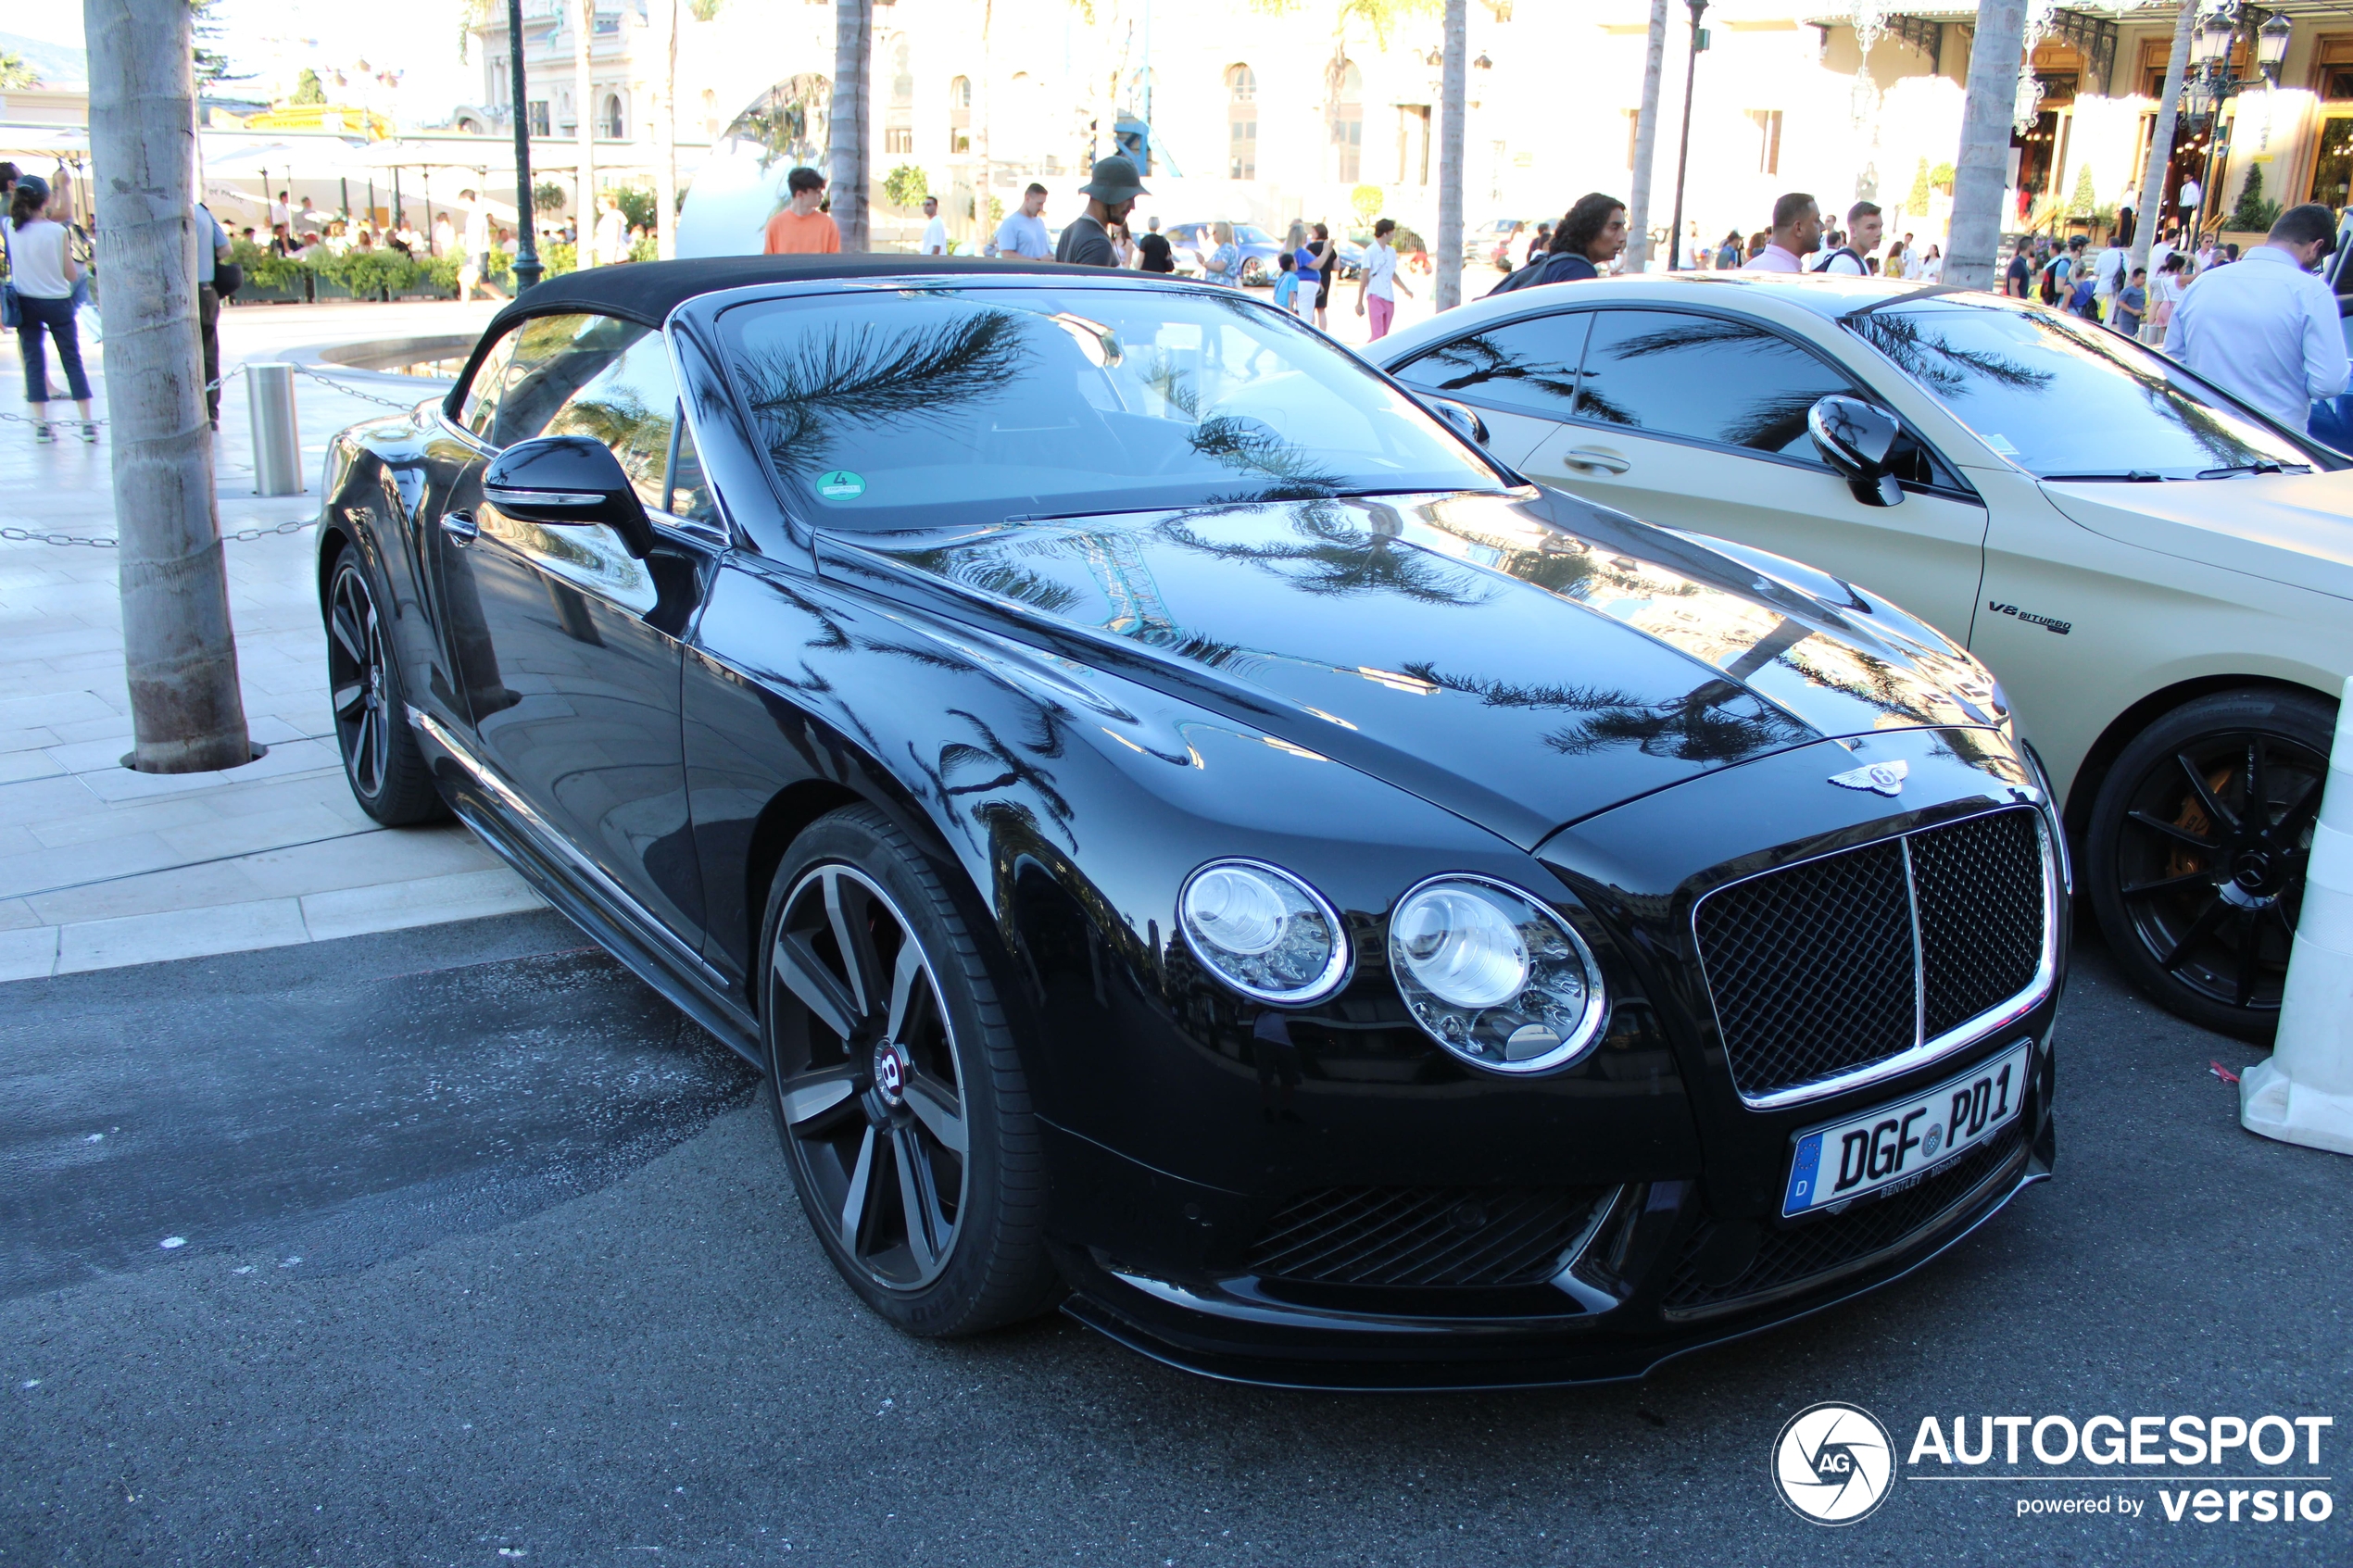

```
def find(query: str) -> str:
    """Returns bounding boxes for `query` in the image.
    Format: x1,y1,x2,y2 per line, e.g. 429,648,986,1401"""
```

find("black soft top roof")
485,254,1090,332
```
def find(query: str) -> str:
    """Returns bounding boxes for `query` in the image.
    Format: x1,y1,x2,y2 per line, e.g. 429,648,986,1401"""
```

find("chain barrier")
0,517,312,549
5,358,428,429
5,356,430,546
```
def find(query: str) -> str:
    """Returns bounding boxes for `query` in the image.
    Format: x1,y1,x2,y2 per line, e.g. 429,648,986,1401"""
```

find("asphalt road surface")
1,911,2345,1566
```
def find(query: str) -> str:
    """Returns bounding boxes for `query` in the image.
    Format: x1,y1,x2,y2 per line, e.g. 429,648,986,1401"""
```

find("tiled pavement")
0,298,543,980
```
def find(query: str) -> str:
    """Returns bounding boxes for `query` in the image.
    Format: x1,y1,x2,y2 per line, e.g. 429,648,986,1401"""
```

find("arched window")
601,91,624,140
886,38,914,153
1226,64,1256,181
1334,62,1363,182
949,75,971,155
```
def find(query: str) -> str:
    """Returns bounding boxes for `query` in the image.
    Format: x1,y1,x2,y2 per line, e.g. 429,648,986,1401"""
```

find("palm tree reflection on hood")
1154,501,1500,607
1397,661,1809,763
732,310,1029,477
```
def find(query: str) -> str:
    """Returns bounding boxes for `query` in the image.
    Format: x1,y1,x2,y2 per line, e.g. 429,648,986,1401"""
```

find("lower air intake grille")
1244,1186,1611,1288
1693,809,2050,1100
1660,1123,2028,1319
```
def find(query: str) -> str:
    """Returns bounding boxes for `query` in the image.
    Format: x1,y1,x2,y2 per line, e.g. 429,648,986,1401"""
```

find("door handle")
1561,447,1631,475
440,510,479,545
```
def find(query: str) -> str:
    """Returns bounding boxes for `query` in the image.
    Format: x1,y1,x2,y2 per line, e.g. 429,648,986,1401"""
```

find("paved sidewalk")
0,299,541,981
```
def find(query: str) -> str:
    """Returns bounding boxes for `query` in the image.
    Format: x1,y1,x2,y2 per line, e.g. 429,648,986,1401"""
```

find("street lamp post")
1666,0,1707,271
2180,1,2292,239
507,0,544,292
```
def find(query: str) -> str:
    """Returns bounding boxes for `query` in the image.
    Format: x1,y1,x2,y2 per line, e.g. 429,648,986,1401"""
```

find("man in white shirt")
919,194,947,256
2164,203,2348,432
269,189,291,231
457,189,499,303
993,183,1051,258
1353,216,1414,340
1813,200,1881,274
1743,192,1822,273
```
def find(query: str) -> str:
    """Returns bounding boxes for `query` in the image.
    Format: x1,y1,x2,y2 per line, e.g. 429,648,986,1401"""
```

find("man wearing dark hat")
1056,155,1147,268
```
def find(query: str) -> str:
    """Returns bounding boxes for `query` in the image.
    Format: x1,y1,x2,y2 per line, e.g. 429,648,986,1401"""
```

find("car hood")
2039,469,2353,601
821,489,2008,849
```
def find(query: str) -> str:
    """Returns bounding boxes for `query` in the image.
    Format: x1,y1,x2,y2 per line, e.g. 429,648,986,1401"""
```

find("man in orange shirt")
762,167,840,255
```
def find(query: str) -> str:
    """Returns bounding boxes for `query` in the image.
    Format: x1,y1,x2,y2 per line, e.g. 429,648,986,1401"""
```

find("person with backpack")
1812,201,1881,274
1487,192,1625,296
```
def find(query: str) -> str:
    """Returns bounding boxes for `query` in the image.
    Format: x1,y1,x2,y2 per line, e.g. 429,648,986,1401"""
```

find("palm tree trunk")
654,0,678,260
831,0,871,252
1624,0,1670,272
1434,0,1466,310
575,0,597,265
1945,0,2028,290
2131,0,2196,277
85,0,252,772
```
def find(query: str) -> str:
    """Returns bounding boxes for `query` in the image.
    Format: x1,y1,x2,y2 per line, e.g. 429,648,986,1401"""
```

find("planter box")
229,279,308,305
309,276,382,302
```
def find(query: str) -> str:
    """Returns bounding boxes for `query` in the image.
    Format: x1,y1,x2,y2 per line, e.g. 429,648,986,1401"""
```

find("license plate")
1780,1042,2032,1219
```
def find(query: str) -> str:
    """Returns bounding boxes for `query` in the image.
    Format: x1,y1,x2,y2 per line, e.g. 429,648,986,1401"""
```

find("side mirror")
484,435,656,558
1424,395,1490,446
1806,395,1906,508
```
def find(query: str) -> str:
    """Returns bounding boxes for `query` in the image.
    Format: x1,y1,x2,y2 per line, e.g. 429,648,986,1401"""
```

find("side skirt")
407,706,764,1068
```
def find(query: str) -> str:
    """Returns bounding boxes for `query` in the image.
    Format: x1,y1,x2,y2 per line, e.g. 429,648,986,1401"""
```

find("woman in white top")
7,174,94,443
1919,244,1944,282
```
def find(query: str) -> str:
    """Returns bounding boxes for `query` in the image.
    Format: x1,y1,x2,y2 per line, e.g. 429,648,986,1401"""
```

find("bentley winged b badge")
1829,759,1909,797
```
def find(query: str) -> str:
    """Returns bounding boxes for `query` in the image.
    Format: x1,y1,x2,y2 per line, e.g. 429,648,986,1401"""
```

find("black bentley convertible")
317,256,2063,1387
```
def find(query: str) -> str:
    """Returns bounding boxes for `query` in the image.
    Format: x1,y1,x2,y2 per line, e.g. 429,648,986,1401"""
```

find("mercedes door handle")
439,510,479,545
1561,447,1631,475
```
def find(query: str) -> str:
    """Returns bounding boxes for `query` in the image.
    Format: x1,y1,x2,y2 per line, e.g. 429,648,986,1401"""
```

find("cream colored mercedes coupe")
1373,273,2353,1039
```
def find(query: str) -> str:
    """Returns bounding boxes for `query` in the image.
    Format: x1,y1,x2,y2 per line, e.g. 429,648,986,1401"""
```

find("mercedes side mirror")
1424,395,1490,446
484,435,656,558
1806,395,1906,508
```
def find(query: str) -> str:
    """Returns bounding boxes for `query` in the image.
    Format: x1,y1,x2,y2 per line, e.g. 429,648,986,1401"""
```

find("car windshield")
1844,298,2321,480
1234,225,1276,245
716,284,1507,531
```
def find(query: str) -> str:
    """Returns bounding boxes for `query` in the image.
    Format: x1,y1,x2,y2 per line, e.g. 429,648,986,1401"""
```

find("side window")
1573,309,1857,459
489,312,645,448
1394,313,1591,421
538,330,679,511
666,408,717,524
458,331,516,438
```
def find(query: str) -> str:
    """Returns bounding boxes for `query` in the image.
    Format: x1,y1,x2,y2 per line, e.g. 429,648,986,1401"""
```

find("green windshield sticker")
815,470,867,501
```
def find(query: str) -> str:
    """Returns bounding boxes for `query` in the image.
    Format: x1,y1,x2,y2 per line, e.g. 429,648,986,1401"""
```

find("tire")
1239,257,1263,286
757,805,1062,1336
325,545,446,826
2086,687,2336,1040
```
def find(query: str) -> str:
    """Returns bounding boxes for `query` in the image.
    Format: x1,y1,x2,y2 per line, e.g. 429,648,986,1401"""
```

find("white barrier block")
2244,674,2353,1154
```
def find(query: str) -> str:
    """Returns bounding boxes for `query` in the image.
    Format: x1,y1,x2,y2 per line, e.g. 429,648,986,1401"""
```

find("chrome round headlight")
1178,859,1351,1005
1389,875,1607,1073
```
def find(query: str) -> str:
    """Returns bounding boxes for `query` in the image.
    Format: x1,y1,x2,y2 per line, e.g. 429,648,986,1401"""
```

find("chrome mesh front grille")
1692,809,2050,1102
1243,1185,1612,1288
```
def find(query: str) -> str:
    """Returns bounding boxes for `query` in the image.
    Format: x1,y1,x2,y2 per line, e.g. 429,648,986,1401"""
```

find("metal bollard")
247,362,304,496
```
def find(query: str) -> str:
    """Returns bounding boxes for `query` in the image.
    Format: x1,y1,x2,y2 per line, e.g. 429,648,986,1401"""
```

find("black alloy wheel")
325,546,444,826
759,806,1061,1335
2088,688,2335,1041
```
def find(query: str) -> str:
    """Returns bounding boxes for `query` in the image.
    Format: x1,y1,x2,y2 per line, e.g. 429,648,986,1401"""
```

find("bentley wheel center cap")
872,1041,909,1105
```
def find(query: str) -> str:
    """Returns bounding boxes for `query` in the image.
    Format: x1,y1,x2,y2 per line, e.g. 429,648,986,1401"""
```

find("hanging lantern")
1848,0,1891,56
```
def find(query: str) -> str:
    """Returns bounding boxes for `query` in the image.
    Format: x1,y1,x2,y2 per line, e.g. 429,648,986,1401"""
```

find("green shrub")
231,238,308,290
541,242,578,278
883,163,930,209
2231,165,2283,233
613,182,659,234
